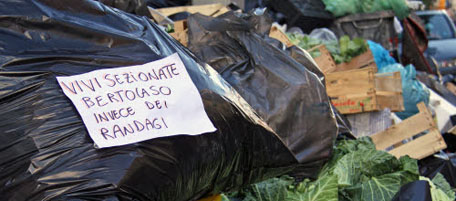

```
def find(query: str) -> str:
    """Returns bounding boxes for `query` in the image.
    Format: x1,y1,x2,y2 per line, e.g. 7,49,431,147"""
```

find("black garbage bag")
416,71,456,107
392,181,432,201
265,0,334,33
187,12,338,176
265,29,354,139
98,0,153,18
144,0,189,8
420,155,456,188
284,47,353,138
283,47,353,137
443,133,456,153
0,0,334,200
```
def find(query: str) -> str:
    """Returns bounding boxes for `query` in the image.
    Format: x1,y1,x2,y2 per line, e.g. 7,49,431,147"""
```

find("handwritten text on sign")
57,53,216,148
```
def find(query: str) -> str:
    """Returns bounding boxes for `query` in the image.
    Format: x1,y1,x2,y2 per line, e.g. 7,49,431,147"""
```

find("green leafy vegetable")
420,174,455,201
287,174,338,201
226,176,294,201
223,137,420,201
221,194,231,201
286,34,368,64
432,173,456,200
244,177,293,201
423,173,456,201
338,36,368,64
330,137,418,201
165,24,174,33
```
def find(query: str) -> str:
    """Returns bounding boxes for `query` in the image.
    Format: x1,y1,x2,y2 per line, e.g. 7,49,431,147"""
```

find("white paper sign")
57,53,216,148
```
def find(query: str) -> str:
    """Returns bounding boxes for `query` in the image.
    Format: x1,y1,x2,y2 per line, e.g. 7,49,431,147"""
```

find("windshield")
418,13,455,40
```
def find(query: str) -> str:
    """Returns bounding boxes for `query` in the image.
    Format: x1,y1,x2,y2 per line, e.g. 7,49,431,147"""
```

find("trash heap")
1,0,456,201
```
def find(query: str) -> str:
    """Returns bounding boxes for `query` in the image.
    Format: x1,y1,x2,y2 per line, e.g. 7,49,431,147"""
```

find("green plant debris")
222,137,453,201
287,34,368,64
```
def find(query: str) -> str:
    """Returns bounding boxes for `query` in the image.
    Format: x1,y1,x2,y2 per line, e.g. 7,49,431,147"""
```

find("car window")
418,14,455,40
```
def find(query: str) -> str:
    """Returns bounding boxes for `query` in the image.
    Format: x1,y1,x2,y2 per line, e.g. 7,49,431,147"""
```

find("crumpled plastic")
186,11,338,170
322,0,410,19
379,64,430,119
420,154,456,188
145,0,189,8
368,40,397,69
309,28,338,42
392,181,432,201
97,0,153,18
0,0,335,200
369,40,430,119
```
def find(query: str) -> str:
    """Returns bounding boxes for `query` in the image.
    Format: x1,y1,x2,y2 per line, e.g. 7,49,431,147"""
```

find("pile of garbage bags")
0,0,338,200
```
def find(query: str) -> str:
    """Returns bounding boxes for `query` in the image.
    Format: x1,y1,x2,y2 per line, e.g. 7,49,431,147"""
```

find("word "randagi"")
100,117,168,140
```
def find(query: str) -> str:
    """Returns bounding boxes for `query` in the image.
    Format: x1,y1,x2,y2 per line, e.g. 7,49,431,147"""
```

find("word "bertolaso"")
82,85,171,109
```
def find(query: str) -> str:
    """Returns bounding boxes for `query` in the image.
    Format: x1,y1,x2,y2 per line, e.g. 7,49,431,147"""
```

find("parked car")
416,10,456,74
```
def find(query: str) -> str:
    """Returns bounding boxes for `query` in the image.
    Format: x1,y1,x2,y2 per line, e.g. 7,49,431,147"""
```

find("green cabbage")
419,173,456,201
223,137,419,201
223,138,456,201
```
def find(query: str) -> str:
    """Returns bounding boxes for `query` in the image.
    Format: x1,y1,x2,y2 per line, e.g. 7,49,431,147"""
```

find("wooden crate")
169,20,188,46
170,30,188,46
334,48,376,72
173,20,187,32
326,67,404,114
154,4,230,47
151,4,230,47
307,44,337,75
306,45,374,75
269,26,294,47
154,4,230,18
169,21,293,48
371,102,447,159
